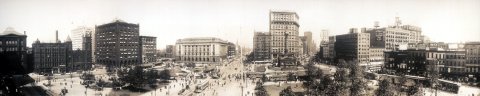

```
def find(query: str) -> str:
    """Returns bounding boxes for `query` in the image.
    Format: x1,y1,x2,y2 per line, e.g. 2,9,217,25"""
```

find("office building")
303,31,315,55
139,36,157,64
72,32,93,70
367,17,422,51
175,37,228,64
465,42,480,81
71,26,93,50
95,20,140,68
227,42,237,58
269,11,302,56
253,32,271,61
320,29,329,44
335,29,370,65
32,31,73,73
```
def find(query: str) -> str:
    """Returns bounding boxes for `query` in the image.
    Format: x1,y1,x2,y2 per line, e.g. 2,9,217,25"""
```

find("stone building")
334,29,370,65
175,37,228,64
32,31,73,73
139,36,157,64
95,20,140,69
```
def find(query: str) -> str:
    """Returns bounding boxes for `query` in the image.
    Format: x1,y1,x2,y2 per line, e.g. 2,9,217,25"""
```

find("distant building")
303,31,315,56
367,17,422,51
325,36,336,61
320,29,329,45
269,11,302,56
227,42,237,58
71,26,93,50
72,32,93,71
139,36,157,64
253,32,271,61
335,29,370,65
95,20,140,69
0,27,32,74
33,31,73,73
165,45,175,58
175,37,228,64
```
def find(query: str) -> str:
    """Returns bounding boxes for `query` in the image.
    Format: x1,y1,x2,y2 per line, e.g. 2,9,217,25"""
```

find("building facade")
71,26,93,50
367,17,422,51
139,36,157,64
253,32,271,61
0,27,32,74
334,29,370,65
72,32,93,71
269,11,302,56
465,42,480,81
95,20,140,68
303,31,315,56
227,42,237,58
320,29,329,45
175,37,228,64
33,31,73,73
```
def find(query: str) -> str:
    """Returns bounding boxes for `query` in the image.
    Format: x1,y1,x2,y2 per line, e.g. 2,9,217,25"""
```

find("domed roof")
1,27,25,36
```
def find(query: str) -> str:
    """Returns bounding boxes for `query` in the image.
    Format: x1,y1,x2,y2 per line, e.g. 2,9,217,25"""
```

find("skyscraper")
71,26,93,50
95,20,140,69
320,29,329,44
269,11,302,56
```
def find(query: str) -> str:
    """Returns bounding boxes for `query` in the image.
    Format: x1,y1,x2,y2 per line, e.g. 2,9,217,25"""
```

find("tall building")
325,36,336,61
72,32,93,71
139,36,157,64
227,42,237,58
71,26,93,50
175,37,229,64
95,20,140,69
335,28,370,65
367,17,422,51
33,31,73,73
303,31,315,55
320,29,329,44
269,11,302,56
0,27,32,74
253,32,271,61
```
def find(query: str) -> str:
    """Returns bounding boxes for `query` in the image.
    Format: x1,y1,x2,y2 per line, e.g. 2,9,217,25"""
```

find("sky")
1,0,479,49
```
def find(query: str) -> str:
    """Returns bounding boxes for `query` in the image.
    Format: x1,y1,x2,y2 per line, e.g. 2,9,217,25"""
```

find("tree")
376,79,397,96
255,81,269,96
279,86,296,96
334,68,351,96
159,69,171,80
287,72,296,81
349,62,367,96
146,70,159,88
408,83,424,96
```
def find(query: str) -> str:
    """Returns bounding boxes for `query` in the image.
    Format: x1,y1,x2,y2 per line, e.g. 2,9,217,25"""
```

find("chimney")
56,30,58,42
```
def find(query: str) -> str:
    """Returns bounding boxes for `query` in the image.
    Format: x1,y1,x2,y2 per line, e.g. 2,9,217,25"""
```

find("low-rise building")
175,37,229,64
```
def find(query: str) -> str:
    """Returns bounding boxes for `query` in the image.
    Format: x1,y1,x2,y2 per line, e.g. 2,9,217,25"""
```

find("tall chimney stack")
56,30,58,42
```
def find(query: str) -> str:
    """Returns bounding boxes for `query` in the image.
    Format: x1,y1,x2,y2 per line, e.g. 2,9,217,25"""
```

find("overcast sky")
1,0,479,48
